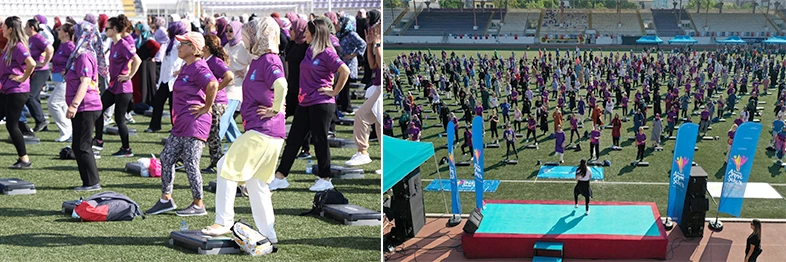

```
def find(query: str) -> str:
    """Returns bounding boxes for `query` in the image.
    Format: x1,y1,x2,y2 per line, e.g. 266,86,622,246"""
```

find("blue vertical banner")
472,116,485,210
667,123,699,225
719,122,762,217
446,121,462,214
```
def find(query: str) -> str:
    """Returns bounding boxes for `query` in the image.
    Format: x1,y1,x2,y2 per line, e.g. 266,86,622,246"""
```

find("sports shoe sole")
176,211,208,217
345,159,372,166
145,206,177,215
113,154,135,158
92,146,104,151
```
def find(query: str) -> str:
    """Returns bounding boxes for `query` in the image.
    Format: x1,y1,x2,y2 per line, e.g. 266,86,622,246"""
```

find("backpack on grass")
74,191,145,222
299,189,348,216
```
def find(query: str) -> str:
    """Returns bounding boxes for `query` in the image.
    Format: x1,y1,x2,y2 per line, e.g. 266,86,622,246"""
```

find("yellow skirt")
219,130,285,183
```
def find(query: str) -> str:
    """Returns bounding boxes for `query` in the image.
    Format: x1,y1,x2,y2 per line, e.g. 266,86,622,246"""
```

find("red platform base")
461,200,668,259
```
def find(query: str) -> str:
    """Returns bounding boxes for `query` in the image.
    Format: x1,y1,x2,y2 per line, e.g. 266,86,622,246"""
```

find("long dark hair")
26,19,42,33
203,34,229,66
4,17,28,66
577,159,588,178
751,219,761,240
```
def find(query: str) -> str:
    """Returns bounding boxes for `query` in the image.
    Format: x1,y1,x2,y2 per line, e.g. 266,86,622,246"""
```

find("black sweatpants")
637,144,645,161
148,83,173,131
0,93,28,157
526,128,537,143
337,79,352,112
613,136,620,147
505,141,518,159
277,103,335,178
574,181,591,211
73,110,101,187
25,69,51,125
590,143,599,160
570,129,580,143
95,92,133,149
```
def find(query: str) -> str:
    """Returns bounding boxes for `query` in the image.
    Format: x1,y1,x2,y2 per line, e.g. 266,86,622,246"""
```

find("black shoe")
112,148,134,157
9,159,31,169
145,199,177,215
176,204,208,217
33,121,49,132
144,128,159,133
92,139,104,150
74,184,101,192
201,166,216,174
297,152,312,159
21,131,36,138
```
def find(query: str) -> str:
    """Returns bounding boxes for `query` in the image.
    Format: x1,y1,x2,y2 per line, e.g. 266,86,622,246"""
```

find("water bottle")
305,160,313,174
71,197,83,219
180,220,189,231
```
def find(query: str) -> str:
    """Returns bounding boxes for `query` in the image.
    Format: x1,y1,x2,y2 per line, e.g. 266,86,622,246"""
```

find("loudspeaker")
388,168,425,244
686,172,708,195
463,208,483,234
680,212,706,238
680,172,708,238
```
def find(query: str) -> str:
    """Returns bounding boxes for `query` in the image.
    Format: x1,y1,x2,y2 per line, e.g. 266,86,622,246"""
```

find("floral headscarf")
67,21,107,78
336,15,355,39
241,17,280,59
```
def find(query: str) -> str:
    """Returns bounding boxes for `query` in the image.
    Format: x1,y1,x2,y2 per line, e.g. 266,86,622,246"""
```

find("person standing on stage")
574,159,592,215
589,124,601,161
636,126,647,162
93,14,141,157
503,123,517,161
555,124,566,163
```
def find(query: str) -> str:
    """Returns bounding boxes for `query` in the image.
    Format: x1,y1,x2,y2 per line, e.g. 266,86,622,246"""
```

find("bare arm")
119,54,142,81
40,45,54,68
190,81,219,117
218,71,234,91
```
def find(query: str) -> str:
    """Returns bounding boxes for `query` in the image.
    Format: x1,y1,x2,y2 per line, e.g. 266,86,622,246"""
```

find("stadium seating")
405,9,493,36
0,0,125,18
540,9,588,35
651,9,685,36
590,11,642,36
692,13,774,37
499,10,540,36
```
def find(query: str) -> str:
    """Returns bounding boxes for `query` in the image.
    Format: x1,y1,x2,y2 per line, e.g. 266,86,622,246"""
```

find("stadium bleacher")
540,9,588,35
405,9,493,36
692,13,775,37
0,0,126,18
591,11,643,36
499,10,540,36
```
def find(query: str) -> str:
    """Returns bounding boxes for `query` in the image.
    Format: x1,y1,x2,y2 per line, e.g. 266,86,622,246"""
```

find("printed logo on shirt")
272,69,281,75
23,52,29,56
250,70,257,81
204,73,212,79
182,75,190,82
336,58,342,63
313,59,320,66
83,67,90,73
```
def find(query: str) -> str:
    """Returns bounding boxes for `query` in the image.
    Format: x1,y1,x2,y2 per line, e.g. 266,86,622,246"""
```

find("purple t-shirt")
504,129,515,142
0,42,32,94
700,110,710,120
590,130,601,144
570,118,578,130
330,34,340,48
52,41,75,74
555,132,565,151
299,47,345,107
108,35,136,94
636,133,646,145
475,106,483,116
242,53,287,139
65,53,102,112
528,118,536,130
373,66,382,86
205,55,229,105
408,126,421,140
171,59,217,141
28,33,50,71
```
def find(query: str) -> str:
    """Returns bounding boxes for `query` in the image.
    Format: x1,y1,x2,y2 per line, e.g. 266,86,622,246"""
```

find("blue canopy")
636,35,663,44
382,135,435,192
716,36,747,44
669,35,698,44
763,36,786,44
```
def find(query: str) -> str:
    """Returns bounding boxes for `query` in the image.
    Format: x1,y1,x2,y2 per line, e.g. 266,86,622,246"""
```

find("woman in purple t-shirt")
0,16,37,169
201,18,287,243
345,11,381,168
64,21,107,191
49,24,75,142
635,127,647,162
23,18,54,132
273,18,350,192
145,32,219,217
199,35,234,173
93,14,141,157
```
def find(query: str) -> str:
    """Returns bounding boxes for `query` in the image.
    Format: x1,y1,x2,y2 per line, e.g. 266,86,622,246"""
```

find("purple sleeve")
75,55,92,78
120,40,136,60
14,44,30,64
212,58,229,80
35,37,49,52
262,61,286,88
193,63,218,90
323,49,345,73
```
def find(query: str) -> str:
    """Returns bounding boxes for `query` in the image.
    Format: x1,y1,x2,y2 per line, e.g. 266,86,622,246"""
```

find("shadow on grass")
713,165,727,179
0,207,62,217
618,165,636,177
527,169,540,179
768,163,782,177
278,236,379,251
0,233,166,247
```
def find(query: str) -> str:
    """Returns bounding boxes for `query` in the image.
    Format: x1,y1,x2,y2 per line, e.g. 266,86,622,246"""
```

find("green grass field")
385,49,786,219
0,94,381,261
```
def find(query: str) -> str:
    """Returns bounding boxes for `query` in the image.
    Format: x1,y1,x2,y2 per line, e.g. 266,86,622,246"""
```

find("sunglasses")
226,29,233,33
179,41,192,46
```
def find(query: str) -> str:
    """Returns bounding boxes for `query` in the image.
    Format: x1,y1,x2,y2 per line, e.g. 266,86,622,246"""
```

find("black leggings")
95,92,133,149
0,93,28,157
148,83,173,131
506,141,518,159
25,69,50,125
570,129,580,143
574,181,591,211
637,144,646,161
277,103,335,178
613,136,620,147
590,143,599,159
526,128,537,143
73,110,101,187
461,143,473,155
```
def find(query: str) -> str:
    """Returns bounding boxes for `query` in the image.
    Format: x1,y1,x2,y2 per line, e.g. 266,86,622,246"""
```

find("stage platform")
462,200,667,260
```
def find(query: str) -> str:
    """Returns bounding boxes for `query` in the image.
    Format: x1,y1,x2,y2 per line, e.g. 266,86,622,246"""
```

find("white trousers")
47,81,71,138
214,156,278,243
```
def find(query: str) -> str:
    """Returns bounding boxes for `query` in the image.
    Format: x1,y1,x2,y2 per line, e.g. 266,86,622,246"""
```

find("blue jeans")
19,105,29,122
219,99,241,143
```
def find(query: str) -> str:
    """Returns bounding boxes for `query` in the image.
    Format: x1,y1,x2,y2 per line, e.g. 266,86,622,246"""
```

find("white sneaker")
375,170,382,175
575,204,578,208
268,177,290,191
55,135,72,142
585,210,590,215
345,152,372,166
309,178,334,191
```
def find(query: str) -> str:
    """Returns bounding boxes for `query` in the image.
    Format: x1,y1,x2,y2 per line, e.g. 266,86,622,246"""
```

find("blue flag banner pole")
667,123,699,227
719,122,762,218
447,121,462,215
472,116,485,211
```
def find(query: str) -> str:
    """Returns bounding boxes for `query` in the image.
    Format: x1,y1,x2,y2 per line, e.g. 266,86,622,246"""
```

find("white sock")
160,198,169,203
560,153,564,162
